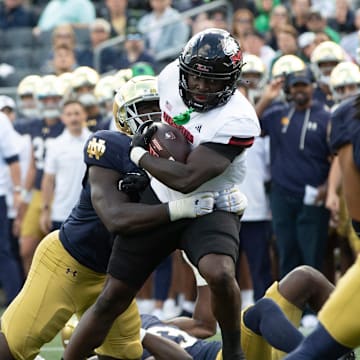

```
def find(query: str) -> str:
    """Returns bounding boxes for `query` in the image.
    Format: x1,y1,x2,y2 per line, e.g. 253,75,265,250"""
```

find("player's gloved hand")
118,170,150,193
215,186,248,215
168,192,217,221
130,121,158,166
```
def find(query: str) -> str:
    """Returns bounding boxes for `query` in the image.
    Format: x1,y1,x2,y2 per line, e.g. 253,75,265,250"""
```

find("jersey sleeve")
329,99,353,154
83,130,138,174
44,138,58,175
0,113,19,160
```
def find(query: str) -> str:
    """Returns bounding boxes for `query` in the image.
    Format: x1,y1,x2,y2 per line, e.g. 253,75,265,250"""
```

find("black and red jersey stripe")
228,136,254,147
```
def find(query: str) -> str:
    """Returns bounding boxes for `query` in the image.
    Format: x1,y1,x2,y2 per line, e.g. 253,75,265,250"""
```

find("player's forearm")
327,156,342,194
166,317,216,339
142,332,192,360
41,173,55,210
8,161,21,188
98,202,171,234
139,153,224,194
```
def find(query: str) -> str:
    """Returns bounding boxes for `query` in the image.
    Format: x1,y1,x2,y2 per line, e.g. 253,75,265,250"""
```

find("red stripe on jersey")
229,136,254,147
163,112,194,144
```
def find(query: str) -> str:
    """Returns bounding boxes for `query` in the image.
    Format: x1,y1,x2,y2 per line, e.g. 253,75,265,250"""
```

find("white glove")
168,192,216,221
215,186,248,215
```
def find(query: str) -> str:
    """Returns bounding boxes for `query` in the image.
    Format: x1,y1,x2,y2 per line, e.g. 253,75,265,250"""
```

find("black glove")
130,120,158,150
119,170,150,195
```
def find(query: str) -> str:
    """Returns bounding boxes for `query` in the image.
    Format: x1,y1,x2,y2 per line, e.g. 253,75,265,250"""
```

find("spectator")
41,24,78,75
77,18,119,73
98,0,132,37
36,0,95,32
313,31,331,46
290,0,311,34
137,0,190,59
0,0,37,29
305,8,341,43
253,0,281,34
297,31,316,62
256,66,331,277
191,13,215,36
270,24,302,69
340,9,360,61
242,30,276,72
208,7,228,30
231,8,255,45
328,0,356,34
266,4,291,51
40,100,91,233
117,32,156,70
51,44,77,75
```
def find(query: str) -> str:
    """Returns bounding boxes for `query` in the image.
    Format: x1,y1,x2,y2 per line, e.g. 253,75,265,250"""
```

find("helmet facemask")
178,29,243,112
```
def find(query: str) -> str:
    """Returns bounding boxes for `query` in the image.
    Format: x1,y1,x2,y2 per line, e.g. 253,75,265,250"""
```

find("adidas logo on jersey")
195,125,202,133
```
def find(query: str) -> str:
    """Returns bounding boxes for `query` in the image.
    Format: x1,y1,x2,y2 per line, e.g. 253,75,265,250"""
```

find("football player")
63,29,259,360
284,80,360,360
0,75,243,360
17,75,66,274
64,266,354,360
310,41,345,107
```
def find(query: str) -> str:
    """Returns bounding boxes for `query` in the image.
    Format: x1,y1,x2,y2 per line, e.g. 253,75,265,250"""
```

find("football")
149,122,191,163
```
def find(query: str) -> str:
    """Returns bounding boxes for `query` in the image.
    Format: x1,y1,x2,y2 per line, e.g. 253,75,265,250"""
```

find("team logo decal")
195,63,211,72
222,37,242,65
87,137,106,160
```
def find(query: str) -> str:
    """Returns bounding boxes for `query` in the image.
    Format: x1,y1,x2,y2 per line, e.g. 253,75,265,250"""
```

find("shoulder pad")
84,130,138,174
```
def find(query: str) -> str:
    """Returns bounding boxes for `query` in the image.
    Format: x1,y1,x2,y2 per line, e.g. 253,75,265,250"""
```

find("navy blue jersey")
141,314,222,360
261,100,331,195
16,118,64,189
330,96,360,169
86,114,109,132
59,130,138,273
313,86,334,109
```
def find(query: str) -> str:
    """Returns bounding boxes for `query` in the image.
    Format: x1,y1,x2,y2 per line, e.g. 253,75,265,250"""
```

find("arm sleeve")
44,140,57,175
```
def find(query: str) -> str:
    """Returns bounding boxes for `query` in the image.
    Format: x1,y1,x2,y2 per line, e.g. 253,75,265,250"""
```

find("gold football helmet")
241,54,267,104
61,314,79,348
113,68,133,93
311,41,345,84
272,55,306,79
36,75,66,119
71,66,99,93
17,75,41,118
95,75,116,116
330,62,360,102
113,75,160,135
58,72,74,97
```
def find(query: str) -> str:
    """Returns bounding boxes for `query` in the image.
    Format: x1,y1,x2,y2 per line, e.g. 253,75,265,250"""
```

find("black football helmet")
179,28,243,112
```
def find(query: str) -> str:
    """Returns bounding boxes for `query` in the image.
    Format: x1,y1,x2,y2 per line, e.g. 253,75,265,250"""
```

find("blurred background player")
70,66,109,132
15,75,41,124
310,40,346,107
17,74,65,274
40,100,91,233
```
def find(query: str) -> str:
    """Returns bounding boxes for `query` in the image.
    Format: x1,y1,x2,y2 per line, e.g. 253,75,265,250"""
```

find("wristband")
168,198,193,222
140,328,147,342
13,185,22,193
130,147,148,166
21,188,33,204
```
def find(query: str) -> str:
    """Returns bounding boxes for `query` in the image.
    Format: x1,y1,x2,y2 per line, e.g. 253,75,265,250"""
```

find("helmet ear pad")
178,28,243,112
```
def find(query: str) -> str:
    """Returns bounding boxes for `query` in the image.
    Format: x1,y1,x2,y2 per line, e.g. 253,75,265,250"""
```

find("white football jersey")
152,60,261,202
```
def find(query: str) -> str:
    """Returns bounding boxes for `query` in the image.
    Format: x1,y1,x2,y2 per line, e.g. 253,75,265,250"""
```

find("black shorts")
108,188,241,289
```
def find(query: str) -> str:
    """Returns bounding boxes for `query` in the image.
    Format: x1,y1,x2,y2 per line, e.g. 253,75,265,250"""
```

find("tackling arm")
89,166,170,234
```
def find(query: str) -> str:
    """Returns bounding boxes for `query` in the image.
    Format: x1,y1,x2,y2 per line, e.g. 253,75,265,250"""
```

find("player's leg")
0,332,15,360
184,212,243,360
64,225,181,360
19,190,46,274
1,231,77,359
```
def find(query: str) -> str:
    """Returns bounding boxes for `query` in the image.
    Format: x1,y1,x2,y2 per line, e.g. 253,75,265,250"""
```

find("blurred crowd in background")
1,0,360,329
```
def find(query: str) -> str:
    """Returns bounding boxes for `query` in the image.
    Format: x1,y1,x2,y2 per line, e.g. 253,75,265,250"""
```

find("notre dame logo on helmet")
87,137,106,160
